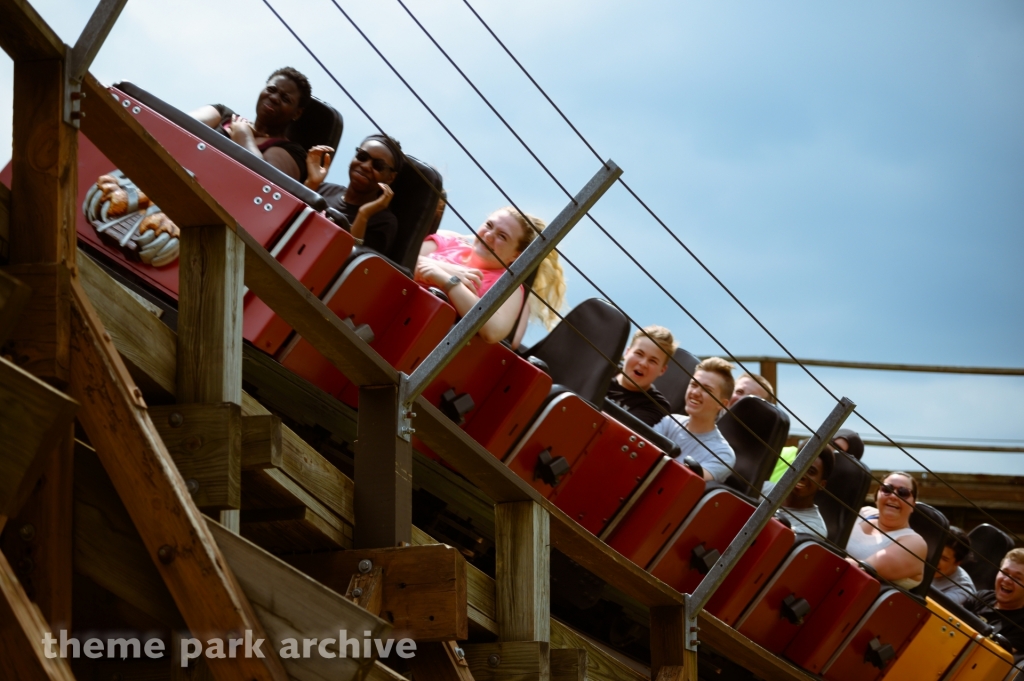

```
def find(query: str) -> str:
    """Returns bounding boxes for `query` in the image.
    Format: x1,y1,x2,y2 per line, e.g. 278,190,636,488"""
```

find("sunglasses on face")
879,483,914,500
354,148,393,173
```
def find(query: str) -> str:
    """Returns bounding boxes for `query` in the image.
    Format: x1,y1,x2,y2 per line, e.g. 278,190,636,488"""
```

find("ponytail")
502,206,568,330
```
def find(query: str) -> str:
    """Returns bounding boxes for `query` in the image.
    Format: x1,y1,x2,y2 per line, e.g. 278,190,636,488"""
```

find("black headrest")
815,450,873,546
962,523,1016,592
718,396,790,497
285,96,343,153
520,299,630,405
653,347,700,414
386,156,443,270
908,502,949,597
113,82,327,212
602,399,680,459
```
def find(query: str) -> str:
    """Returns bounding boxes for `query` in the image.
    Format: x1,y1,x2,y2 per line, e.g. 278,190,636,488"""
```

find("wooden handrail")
730,355,1024,376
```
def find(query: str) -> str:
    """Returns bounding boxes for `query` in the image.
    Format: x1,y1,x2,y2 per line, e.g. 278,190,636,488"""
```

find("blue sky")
2,0,1022,475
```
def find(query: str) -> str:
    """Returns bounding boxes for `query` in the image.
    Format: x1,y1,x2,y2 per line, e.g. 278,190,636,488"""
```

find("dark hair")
832,428,864,460
269,67,311,109
887,471,918,499
945,526,971,563
362,134,404,175
817,446,835,481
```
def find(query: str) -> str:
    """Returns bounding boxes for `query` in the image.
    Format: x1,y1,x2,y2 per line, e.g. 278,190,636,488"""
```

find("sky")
1,0,1022,476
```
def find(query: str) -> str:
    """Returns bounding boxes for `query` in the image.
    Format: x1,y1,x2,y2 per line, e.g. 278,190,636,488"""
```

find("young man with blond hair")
964,547,1024,655
729,372,775,406
606,325,677,427
653,357,736,482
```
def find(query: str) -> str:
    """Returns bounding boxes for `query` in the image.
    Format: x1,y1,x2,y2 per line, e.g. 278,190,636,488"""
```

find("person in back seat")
191,67,311,182
762,445,834,538
729,372,775,406
606,326,676,426
414,206,565,346
305,135,402,254
653,357,737,482
933,525,976,605
963,548,1024,656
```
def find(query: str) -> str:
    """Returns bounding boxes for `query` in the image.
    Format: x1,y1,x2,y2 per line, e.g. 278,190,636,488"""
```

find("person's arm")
190,105,222,128
859,532,928,584
305,145,334,190
415,259,522,343
348,183,394,241
223,115,301,180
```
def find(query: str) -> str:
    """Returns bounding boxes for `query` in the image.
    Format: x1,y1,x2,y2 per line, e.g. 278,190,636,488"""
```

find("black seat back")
908,502,949,596
815,450,873,546
520,299,629,406
719,396,790,497
386,156,443,270
285,96,343,154
114,82,327,212
653,347,700,414
962,523,1016,592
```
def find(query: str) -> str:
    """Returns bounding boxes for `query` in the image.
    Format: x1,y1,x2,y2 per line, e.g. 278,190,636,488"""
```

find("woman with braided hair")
414,206,566,347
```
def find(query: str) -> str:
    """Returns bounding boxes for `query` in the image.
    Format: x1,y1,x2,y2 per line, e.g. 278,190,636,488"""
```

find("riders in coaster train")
191,66,312,183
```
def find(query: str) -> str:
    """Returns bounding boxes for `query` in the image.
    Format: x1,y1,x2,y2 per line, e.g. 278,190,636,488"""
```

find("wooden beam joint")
465,641,550,681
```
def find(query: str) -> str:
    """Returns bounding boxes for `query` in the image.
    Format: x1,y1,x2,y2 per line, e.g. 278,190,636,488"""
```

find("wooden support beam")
0,356,77,517
150,403,242,511
1,263,71,385
285,544,468,642
0,0,65,60
550,649,587,681
408,641,476,681
0,181,9,265
207,519,391,681
346,565,384,616
68,278,289,681
0,268,31,345
465,642,550,681
0,548,76,681
495,501,550,643
759,360,777,399
355,384,412,549
239,505,348,551
649,606,695,681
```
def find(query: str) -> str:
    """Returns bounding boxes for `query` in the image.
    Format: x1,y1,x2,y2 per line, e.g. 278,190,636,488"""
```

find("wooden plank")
80,73,233,230
550,622,646,681
207,518,391,681
78,251,176,400
496,501,550,643
241,413,283,470
413,396,684,609
356,384,412,548
241,392,355,524
285,544,469,642
550,649,587,681
238,226,397,388
239,505,348,551
0,549,76,681
408,641,476,681
0,268,31,345
367,660,412,681
872,470,1024,511
696,612,813,681
0,0,65,60
0,181,9,264
1,263,71,385
465,641,550,681
68,278,289,681
345,565,384,616
9,59,77,267
241,467,352,545
649,607,694,681
0,356,77,516
177,224,243,404
150,403,241,511
73,441,184,628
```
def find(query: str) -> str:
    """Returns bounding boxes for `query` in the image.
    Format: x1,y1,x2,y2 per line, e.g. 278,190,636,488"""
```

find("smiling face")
875,473,916,526
791,454,826,504
684,369,729,420
472,210,526,267
255,75,303,130
618,337,670,391
729,375,770,406
348,140,397,194
994,559,1024,610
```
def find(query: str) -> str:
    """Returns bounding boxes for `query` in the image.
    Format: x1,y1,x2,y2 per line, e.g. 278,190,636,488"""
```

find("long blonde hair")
504,207,567,330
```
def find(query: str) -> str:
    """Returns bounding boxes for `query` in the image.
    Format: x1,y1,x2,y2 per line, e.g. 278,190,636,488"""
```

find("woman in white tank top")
845,472,928,590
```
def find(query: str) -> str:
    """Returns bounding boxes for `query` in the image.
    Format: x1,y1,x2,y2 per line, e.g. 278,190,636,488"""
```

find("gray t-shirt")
761,480,828,538
653,415,735,483
932,565,976,606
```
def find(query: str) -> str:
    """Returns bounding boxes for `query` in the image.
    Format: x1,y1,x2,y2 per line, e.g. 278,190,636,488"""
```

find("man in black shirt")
605,325,675,427
963,548,1024,656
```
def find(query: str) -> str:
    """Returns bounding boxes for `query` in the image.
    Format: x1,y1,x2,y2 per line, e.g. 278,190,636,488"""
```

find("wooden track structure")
0,1,832,680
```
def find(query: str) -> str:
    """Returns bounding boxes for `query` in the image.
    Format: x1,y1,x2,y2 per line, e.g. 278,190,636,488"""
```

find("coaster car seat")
285,96,344,156
962,524,1016,593
386,156,444,272
519,298,629,406
719,396,790,497
817,450,874,546
653,347,700,414
909,502,950,597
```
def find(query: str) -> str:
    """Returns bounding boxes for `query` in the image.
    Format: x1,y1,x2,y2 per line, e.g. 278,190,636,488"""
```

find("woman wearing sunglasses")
845,471,928,589
305,135,402,254
414,206,566,346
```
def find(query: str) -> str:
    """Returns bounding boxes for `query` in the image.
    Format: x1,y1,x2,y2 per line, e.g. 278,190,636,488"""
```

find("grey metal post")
398,160,622,425
65,0,130,127
684,396,856,650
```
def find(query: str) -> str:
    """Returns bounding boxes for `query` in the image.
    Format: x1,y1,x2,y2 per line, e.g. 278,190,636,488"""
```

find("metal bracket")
64,0,130,127
684,594,700,652
684,396,857,650
397,373,415,441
